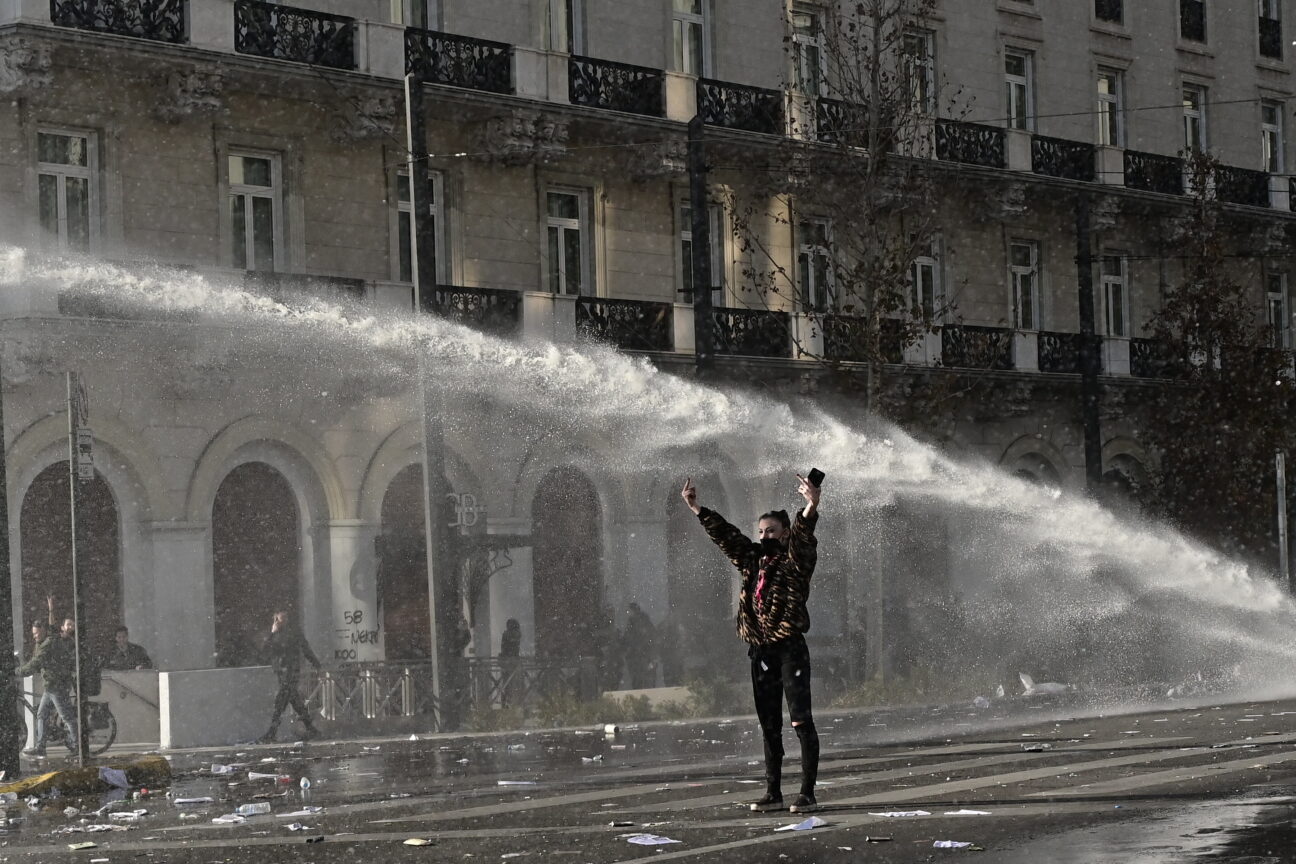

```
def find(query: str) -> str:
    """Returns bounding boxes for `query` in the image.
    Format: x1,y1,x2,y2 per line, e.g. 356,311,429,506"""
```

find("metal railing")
941,324,1013,370
405,28,514,94
568,56,664,117
1124,150,1184,196
821,315,904,364
698,79,784,135
815,98,873,148
712,307,791,358
1037,331,1083,374
234,0,356,70
1032,136,1095,182
420,285,521,337
1214,164,1270,208
51,0,186,43
576,297,673,352
935,120,1005,169
1130,337,1183,379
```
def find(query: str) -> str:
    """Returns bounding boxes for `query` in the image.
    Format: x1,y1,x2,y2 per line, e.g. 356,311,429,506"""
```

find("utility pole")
1278,451,1290,591
405,73,460,731
0,358,19,778
65,373,89,766
1075,194,1104,492
688,111,714,375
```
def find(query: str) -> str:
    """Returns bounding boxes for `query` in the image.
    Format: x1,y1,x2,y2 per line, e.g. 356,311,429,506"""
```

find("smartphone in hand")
807,468,825,488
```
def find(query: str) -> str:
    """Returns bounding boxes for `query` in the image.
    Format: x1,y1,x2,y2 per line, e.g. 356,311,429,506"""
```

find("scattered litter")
497,781,536,786
389,793,412,799
212,814,246,824
934,840,975,849
868,810,931,818
625,834,680,845
109,809,148,821
994,684,1005,698
1019,673,1070,696
1023,743,1052,752
285,822,313,831
736,780,761,784
945,810,992,816
362,746,381,751
248,772,283,781
581,755,603,763
278,807,324,817
210,764,236,775
775,816,827,832
68,842,97,851
178,813,199,820
501,854,526,859
608,821,636,827
864,836,893,843
404,837,434,846
63,806,80,817
252,791,287,800
235,802,271,816
507,744,526,752
305,835,324,843
972,696,990,709
838,847,852,852
603,724,620,735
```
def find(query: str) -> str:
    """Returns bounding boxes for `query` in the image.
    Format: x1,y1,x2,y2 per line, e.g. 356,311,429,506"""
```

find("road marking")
1026,748,1296,798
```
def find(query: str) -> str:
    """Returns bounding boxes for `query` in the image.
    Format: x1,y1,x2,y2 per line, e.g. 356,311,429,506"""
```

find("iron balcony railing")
405,28,514,94
935,120,1006,169
821,315,904,364
698,79,784,135
1124,150,1184,196
568,56,664,118
1214,164,1271,208
419,285,521,337
941,324,1013,370
234,0,356,70
1037,331,1083,374
1130,337,1184,379
712,307,791,358
51,0,186,43
576,297,673,352
1032,136,1096,182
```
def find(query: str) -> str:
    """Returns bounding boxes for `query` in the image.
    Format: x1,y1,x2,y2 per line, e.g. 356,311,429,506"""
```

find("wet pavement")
6,695,1296,861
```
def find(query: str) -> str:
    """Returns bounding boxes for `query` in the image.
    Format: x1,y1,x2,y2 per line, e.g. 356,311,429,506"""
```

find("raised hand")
681,476,701,515
796,474,820,516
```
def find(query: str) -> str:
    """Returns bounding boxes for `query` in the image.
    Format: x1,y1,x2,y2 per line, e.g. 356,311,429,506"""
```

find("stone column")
147,522,212,670
325,520,381,664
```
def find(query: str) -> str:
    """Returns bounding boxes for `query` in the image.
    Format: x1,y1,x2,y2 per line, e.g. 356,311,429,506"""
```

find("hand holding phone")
807,468,825,488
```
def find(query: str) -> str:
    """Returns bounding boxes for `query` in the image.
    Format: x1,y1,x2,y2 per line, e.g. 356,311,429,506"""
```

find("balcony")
51,0,186,43
941,325,1013,370
1124,150,1184,196
1215,164,1270,208
575,297,673,352
405,28,514,95
243,271,366,301
1037,331,1083,374
1130,337,1184,379
419,285,521,337
698,79,784,136
568,57,664,118
712,307,791,358
1261,15,1283,60
821,315,904,363
233,0,356,70
1032,136,1095,183
815,98,871,148
935,120,1005,169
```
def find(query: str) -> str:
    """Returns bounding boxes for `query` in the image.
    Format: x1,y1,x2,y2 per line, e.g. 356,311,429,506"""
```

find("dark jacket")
102,642,153,671
16,635,76,691
698,506,818,646
264,626,321,680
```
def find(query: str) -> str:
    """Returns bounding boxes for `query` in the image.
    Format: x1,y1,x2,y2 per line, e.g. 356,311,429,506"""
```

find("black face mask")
759,537,783,556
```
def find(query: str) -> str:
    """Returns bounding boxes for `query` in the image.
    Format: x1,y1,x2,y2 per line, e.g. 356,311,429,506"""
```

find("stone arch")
509,433,629,530
999,434,1070,487
1101,437,1151,502
530,466,603,661
355,422,482,526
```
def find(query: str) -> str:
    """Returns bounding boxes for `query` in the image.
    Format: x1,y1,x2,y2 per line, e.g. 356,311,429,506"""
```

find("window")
672,0,708,75
1180,0,1206,42
546,188,589,295
902,29,935,115
1009,241,1039,330
791,6,823,97
546,0,582,53
1260,0,1283,59
797,219,833,312
678,201,725,306
1268,272,1290,348
1264,101,1285,173
397,170,445,284
1101,254,1128,337
392,0,439,29
1095,0,1124,24
911,240,940,321
228,152,280,272
1004,50,1034,132
1182,84,1207,152
37,129,96,253
1096,68,1124,146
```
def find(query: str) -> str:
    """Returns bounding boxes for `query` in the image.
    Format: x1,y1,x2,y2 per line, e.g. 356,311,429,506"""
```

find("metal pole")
65,373,87,766
0,355,19,779
1278,451,1290,591
688,110,714,374
1075,194,1104,492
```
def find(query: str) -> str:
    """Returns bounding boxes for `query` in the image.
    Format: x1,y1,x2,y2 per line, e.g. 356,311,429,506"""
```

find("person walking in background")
499,618,522,708
257,610,322,743
15,619,76,758
623,603,658,689
595,605,623,692
102,626,153,671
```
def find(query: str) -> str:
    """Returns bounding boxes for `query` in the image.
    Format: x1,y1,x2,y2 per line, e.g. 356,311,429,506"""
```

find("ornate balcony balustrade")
1130,337,1184,379
821,315,904,364
814,98,872,148
712,307,791,358
234,1,356,70
405,28,514,94
51,0,185,43
575,297,673,352
419,285,521,337
1124,150,1184,196
941,324,1013,370
698,79,784,135
1037,331,1082,374
1214,164,1270,208
568,56,664,118
935,120,1005,169
1032,136,1095,182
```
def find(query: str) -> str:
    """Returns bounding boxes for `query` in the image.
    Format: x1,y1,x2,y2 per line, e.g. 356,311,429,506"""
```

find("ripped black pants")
749,634,819,798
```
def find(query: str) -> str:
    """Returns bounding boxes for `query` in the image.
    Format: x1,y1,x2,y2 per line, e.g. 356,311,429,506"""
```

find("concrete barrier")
100,671,160,746
159,667,279,749
602,686,691,709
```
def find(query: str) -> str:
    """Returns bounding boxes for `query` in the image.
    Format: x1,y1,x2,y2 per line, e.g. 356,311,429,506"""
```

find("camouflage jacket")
16,635,75,691
697,507,818,646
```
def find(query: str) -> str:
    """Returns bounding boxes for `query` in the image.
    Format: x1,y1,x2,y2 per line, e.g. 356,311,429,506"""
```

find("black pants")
750,635,819,798
268,677,311,731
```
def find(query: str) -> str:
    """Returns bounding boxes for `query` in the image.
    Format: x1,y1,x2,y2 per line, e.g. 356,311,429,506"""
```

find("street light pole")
688,111,714,375
0,356,19,778
1076,193,1104,492
1278,451,1290,591
65,373,89,766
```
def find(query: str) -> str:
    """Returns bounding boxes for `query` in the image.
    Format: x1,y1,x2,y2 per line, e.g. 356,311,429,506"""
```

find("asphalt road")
8,693,1296,862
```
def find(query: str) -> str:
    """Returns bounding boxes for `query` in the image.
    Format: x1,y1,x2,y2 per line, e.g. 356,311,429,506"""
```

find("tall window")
392,0,439,29
546,188,588,296
228,152,280,272
1096,68,1124,146
1101,254,1128,337
911,240,940,321
791,6,823,97
1095,0,1124,25
1180,0,1206,42
37,129,96,253
1010,241,1039,331
1263,101,1285,173
797,219,833,312
397,170,445,284
672,0,707,75
546,0,582,53
1268,272,1290,348
1260,0,1283,59
902,30,935,116
1182,84,1207,152
678,201,725,306
1004,50,1034,132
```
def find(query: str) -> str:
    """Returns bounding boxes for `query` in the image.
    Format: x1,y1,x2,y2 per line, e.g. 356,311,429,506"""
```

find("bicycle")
16,687,117,756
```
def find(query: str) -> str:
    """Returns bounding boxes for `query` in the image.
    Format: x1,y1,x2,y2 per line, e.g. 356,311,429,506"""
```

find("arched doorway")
531,468,602,660
378,465,436,662
20,463,121,657
212,462,300,667
665,478,732,683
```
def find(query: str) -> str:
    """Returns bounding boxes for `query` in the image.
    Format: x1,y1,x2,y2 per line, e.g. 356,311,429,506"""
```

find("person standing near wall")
499,618,522,708
15,619,76,758
257,610,322,744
